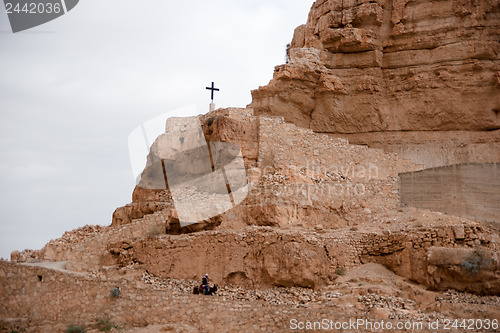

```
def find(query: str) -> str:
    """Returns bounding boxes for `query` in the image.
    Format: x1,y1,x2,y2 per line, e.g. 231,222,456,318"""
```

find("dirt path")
20,261,87,276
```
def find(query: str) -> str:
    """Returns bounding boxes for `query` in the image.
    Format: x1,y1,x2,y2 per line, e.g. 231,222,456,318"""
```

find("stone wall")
210,114,420,231
329,130,500,169
22,209,171,272
17,213,499,295
0,261,355,333
400,163,500,225
360,224,500,294
255,115,419,226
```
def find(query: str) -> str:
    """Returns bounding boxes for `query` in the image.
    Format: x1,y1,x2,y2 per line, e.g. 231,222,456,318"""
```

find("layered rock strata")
251,0,500,133
250,0,500,167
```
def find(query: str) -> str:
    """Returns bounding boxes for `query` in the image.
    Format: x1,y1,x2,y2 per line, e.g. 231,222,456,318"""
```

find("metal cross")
206,82,220,102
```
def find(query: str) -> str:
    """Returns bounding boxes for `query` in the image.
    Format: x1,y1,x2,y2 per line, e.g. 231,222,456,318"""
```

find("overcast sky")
0,0,315,259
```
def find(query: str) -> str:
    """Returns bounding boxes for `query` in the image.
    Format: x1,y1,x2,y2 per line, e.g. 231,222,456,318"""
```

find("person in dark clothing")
202,273,209,294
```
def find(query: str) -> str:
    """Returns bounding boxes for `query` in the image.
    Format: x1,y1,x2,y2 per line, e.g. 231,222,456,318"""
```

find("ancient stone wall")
360,224,500,294
2,259,500,333
16,211,498,295
0,261,354,333
256,115,419,226
213,113,421,230
19,209,171,272
329,131,500,169
400,163,500,225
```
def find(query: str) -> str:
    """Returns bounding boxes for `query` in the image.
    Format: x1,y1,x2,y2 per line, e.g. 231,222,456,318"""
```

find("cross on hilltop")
206,82,220,102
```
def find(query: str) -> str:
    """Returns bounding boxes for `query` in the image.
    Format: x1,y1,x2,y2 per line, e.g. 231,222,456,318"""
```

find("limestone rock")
112,108,419,230
251,0,500,134
426,246,499,294
10,251,20,263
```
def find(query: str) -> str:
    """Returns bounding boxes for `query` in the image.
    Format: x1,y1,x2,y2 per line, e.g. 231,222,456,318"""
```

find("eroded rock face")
111,108,258,228
366,243,500,295
251,0,500,133
105,221,499,294
427,247,499,294
112,108,419,230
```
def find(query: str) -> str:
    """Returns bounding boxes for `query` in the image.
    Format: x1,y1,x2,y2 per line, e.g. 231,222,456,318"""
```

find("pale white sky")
0,0,315,259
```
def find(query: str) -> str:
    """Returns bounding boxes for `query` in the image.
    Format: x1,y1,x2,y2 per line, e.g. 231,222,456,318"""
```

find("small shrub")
335,267,346,276
110,287,121,298
96,318,118,332
66,325,85,333
461,248,494,277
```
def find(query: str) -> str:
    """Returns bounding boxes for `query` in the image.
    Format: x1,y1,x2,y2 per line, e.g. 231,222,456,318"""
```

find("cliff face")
251,0,500,133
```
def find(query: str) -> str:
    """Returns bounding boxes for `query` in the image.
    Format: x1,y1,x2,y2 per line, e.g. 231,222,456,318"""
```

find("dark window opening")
37,275,43,282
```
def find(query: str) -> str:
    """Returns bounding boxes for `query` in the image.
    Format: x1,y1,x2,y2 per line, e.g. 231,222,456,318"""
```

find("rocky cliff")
251,0,500,134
